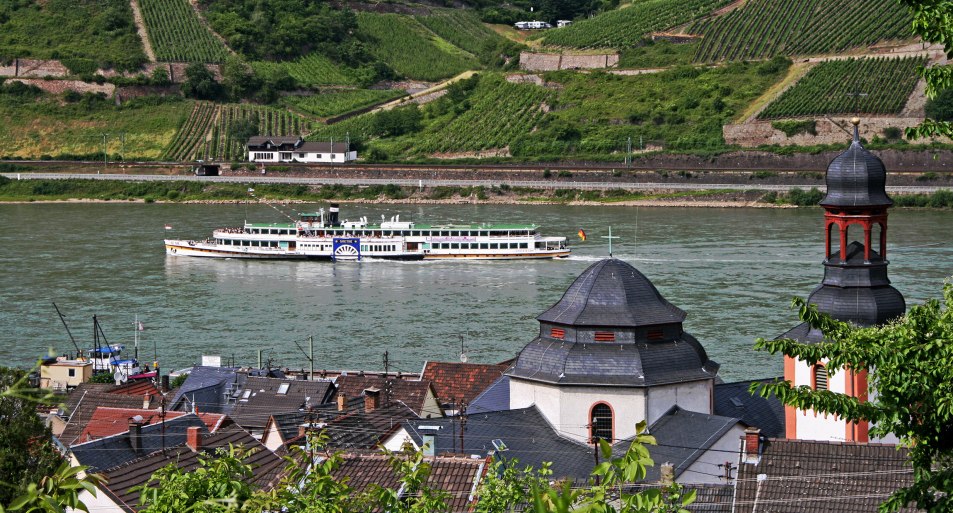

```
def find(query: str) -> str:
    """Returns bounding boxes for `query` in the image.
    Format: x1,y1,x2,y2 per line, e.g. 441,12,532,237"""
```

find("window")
550,327,565,339
68,368,76,377
590,403,613,443
594,331,616,342
647,328,664,341
813,365,828,391
277,383,290,395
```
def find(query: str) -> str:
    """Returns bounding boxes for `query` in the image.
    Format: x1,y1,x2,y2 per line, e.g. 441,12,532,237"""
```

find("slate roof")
404,406,595,479
322,401,419,450
421,361,509,406
734,438,916,513
714,379,785,439
820,126,892,208
247,136,301,146
335,374,438,417
537,259,686,328
619,407,742,483
509,258,719,387
230,376,334,431
467,375,510,414
71,413,210,472
168,366,240,413
98,424,284,512
298,141,349,153
331,452,485,512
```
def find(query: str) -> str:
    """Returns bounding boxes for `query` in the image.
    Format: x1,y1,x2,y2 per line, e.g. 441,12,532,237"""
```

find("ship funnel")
329,204,340,226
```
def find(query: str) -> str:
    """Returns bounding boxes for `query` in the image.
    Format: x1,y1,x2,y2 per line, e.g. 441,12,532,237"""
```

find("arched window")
590,403,613,443
813,364,828,391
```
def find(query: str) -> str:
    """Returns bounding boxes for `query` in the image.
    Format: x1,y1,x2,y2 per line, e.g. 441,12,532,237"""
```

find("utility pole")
626,136,632,167
101,133,109,174
309,335,314,381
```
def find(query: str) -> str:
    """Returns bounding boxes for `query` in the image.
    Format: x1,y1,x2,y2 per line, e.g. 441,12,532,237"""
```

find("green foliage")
0,460,101,513
690,0,914,62
0,368,63,507
139,0,230,63
752,285,953,512
182,63,224,101
891,190,953,208
137,445,254,512
202,0,358,62
251,54,363,88
0,0,147,71
781,187,824,205
88,372,116,384
771,120,817,137
415,9,506,56
759,57,925,119
538,0,732,49
899,0,953,139
169,373,189,389
356,13,477,81
925,88,953,122
284,89,405,118
371,105,423,137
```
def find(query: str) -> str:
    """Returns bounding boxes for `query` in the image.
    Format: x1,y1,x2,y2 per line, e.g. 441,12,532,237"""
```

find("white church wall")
677,423,745,485
646,380,712,425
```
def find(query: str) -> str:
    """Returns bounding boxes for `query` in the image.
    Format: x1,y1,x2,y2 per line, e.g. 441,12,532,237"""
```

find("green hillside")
251,54,362,88
690,0,914,62
0,0,146,70
284,89,407,118
356,12,478,82
415,9,506,56
538,0,732,49
758,57,925,120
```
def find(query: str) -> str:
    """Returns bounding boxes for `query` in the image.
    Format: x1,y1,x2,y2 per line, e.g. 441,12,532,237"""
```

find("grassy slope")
414,8,506,56
0,96,190,159
0,0,145,68
357,12,478,81
284,89,407,118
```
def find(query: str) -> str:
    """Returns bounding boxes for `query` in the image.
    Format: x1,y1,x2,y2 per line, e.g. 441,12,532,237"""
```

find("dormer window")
594,331,615,342
550,328,565,340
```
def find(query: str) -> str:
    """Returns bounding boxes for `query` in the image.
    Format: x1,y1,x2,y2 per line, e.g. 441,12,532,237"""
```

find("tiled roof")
625,407,742,483
71,414,210,472
60,391,155,446
99,424,283,512
714,379,785,439
110,380,162,397
335,375,437,417
404,406,595,479
421,361,509,406
733,438,916,513
625,484,733,513
230,377,334,430
322,401,418,450
331,452,484,512
467,375,510,414
78,408,186,443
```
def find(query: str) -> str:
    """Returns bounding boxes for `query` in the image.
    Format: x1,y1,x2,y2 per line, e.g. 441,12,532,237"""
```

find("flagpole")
134,314,139,360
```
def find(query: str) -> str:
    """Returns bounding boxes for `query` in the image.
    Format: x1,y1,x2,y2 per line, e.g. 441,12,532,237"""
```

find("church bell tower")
781,118,905,442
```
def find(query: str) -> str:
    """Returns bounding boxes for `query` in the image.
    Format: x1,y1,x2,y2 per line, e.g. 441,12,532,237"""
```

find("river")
1,202,951,382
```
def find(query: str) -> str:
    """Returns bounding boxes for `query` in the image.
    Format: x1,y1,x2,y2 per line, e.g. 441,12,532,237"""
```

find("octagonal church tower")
507,258,720,444
781,119,905,442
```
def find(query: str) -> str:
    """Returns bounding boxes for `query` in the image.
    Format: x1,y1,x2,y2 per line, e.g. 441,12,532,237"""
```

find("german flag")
578,229,587,241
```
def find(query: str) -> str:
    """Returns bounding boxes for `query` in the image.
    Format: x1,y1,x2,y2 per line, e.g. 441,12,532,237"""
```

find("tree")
221,56,260,102
753,282,953,512
898,0,953,139
0,368,62,506
182,63,223,101
136,445,255,513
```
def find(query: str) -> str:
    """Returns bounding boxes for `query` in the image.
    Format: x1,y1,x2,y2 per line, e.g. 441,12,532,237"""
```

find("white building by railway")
247,136,357,163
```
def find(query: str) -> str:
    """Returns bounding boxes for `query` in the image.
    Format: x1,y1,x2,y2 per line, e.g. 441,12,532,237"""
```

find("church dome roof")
819,120,892,208
536,259,686,328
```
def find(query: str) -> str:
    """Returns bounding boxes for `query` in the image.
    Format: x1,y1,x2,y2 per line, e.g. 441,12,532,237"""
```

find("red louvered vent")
594,331,615,342
647,329,664,341
550,328,565,340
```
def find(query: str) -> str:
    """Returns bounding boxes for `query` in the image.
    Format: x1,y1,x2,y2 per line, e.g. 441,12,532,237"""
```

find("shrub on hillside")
925,88,953,121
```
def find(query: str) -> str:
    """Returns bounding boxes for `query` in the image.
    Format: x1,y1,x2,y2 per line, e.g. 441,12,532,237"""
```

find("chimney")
299,424,309,438
186,426,202,452
337,393,347,411
128,416,144,453
161,374,170,392
660,462,674,486
143,394,152,409
364,387,381,413
744,427,762,464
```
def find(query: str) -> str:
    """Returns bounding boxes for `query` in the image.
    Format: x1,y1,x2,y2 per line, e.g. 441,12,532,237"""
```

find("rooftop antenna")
459,334,468,363
52,302,81,357
601,226,621,258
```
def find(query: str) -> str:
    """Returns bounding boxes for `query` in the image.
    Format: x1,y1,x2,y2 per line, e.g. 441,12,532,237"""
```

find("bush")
786,187,824,205
925,88,953,121
772,119,817,137
882,126,903,140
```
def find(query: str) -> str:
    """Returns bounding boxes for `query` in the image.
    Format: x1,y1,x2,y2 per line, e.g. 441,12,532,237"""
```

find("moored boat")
165,204,571,261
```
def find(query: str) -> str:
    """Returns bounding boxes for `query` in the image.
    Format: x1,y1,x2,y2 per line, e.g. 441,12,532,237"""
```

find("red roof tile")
422,361,508,405
78,408,186,443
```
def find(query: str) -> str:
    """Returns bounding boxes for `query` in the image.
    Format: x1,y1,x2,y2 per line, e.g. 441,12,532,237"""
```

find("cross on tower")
601,226,621,258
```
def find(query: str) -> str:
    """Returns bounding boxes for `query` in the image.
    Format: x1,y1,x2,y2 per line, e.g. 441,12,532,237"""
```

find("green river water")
2,202,951,381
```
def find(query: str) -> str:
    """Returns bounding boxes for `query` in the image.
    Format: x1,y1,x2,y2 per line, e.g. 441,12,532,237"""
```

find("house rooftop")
421,361,509,407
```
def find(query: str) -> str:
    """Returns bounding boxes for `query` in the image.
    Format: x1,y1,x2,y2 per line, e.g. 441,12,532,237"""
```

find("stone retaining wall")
8,78,114,96
0,59,221,83
519,52,619,71
724,117,951,147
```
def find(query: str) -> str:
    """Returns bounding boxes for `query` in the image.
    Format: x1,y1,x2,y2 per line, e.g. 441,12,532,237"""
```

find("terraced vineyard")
357,12,477,81
538,0,732,49
162,103,307,161
413,75,554,154
691,0,913,62
284,89,407,118
139,0,230,62
252,53,360,88
415,9,504,55
758,57,925,119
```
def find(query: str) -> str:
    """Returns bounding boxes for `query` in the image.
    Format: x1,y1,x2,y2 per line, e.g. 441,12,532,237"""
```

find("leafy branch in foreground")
752,282,953,512
899,0,953,139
